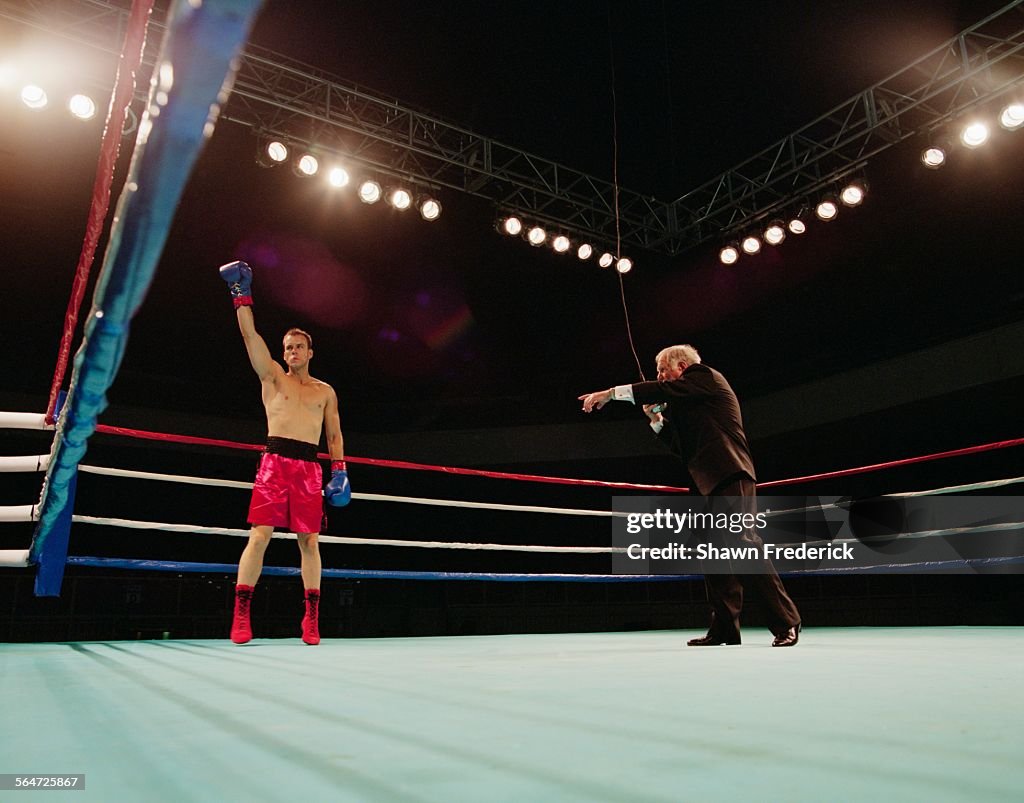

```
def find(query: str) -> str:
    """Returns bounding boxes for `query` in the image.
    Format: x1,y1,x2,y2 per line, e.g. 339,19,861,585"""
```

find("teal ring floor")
2,627,1021,802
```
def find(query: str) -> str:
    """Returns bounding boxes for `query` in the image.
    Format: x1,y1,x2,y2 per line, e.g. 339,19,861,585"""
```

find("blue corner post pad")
28,0,265,597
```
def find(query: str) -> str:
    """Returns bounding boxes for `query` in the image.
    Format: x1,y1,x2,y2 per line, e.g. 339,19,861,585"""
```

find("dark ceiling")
2,0,1021,435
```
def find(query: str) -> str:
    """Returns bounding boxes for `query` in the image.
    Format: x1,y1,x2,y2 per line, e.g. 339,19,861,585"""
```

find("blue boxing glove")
326,460,351,507
219,260,253,308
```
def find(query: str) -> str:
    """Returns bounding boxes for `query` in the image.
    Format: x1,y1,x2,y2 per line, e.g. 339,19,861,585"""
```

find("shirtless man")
219,260,350,645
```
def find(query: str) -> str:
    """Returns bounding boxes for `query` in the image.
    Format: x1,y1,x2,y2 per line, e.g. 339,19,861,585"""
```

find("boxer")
220,260,350,645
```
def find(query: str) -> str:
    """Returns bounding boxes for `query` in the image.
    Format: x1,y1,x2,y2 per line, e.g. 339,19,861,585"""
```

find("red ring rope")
45,0,155,424
92,424,1024,492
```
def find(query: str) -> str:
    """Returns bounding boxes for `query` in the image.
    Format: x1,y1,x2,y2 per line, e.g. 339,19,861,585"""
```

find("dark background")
1,1,1022,639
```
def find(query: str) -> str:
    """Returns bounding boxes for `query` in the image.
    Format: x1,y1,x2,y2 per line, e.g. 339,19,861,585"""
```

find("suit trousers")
701,476,800,640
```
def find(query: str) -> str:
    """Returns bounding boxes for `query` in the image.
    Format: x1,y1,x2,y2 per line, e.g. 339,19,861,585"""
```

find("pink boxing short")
247,437,324,534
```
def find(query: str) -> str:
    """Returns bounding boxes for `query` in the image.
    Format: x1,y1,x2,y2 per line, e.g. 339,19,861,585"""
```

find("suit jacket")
631,363,755,495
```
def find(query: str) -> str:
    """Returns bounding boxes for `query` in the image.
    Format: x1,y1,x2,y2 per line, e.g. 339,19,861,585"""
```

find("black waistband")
265,437,319,462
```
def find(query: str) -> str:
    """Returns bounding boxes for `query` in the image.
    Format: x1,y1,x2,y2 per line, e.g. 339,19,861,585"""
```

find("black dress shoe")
771,623,801,647
687,633,741,646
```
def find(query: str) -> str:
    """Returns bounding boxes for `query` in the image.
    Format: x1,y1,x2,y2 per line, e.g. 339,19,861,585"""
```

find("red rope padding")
45,0,155,425
91,424,1024,492
92,424,691,492
758,437,1024,489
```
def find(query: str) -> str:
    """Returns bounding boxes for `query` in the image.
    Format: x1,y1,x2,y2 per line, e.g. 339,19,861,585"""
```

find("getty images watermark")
611,496,1024,575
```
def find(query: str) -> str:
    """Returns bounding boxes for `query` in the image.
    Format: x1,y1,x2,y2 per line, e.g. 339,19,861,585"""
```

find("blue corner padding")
30,0,264,596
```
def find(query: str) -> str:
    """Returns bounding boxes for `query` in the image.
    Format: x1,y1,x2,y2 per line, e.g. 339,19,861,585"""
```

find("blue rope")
29,0,264,596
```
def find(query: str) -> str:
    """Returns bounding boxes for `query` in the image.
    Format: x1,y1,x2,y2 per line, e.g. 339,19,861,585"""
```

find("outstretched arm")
578,388,614,412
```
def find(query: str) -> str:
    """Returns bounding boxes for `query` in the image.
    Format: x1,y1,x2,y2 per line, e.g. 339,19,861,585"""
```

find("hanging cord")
607,5,647,381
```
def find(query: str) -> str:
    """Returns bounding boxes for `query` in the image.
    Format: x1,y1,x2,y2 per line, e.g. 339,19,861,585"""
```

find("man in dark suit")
579,344,801,647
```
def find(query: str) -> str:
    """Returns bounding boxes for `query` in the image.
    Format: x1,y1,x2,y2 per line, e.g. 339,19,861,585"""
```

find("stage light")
68,94,96,120
327,166,349,187
615,257,633,274
499,216,522,236
552,235,571,253
960,121,989,149
840,180,866,207
527,226,547,246
815,198,838,221
741,235,761,255
598,252,614,268
577,243,593,260
257,139,289,167
20,84,47,109
294,153,319,176
921,145,946,168
764,221,786,245
358,180,382,204
999,102,1024,131
719,244,739,265
419,197,441,221
787,215,807,235
388,188,412,210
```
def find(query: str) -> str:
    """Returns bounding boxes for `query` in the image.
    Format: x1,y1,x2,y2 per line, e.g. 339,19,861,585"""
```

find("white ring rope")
0,549,30,567
69,515,622,553
79,464,253,489
9,462,1021,518
0,454,50,473
74,464,623,517
59,514,1024,553
0,412,52,430
2,429,1022,561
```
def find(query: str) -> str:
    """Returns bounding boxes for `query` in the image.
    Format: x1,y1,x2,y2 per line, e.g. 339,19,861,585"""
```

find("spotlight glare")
296,154,319,176
840,182,865,207
741,236,761,255
501,216,522,236
598,252,614,268
922,146,946,169
419,198,441,221
358,180,382,204
960,121,989,149
999,102,1024,131
327,166,349,187
615,257,633,274
815,199,838,221
764,222,786,245
266,140,288,163
577,243,593,260
719,245,739,265
552,235,571,253
68,93,96,120
527,226,547,246
787,218,806,235
20,84,47,109
389,188,412,210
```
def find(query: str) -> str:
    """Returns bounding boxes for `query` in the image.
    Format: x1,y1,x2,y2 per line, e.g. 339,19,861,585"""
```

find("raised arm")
219,260,280,382
235,306,278,381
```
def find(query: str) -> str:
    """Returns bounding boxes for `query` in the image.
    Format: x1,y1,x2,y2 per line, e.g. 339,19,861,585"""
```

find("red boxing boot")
230,584,255,644
302,589,321,645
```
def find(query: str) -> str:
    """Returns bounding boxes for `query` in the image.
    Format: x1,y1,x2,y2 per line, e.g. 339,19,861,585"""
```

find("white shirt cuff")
612,385,634,403
650,419,665,434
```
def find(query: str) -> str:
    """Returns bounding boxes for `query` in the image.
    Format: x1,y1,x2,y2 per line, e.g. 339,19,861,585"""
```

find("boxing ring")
1,1,1023,799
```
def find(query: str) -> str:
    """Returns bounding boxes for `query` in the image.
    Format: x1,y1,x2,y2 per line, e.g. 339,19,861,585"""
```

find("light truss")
674,1,1024,244
2,0,1023,257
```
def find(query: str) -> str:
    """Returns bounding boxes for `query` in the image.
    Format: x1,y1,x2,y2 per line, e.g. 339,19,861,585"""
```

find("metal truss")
3,0,1023,257
674,0,1024,245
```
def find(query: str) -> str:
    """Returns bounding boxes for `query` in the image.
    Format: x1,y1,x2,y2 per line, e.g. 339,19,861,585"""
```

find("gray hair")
655,344,701,368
